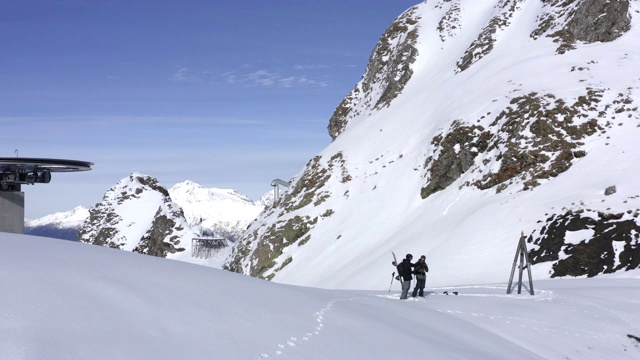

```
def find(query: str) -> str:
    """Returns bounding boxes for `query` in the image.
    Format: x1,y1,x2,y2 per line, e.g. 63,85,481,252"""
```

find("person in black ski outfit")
397,254,415,300
412,255,429,297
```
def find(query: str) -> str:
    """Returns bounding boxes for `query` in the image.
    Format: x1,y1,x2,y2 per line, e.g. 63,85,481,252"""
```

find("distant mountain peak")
169,181,265,241
26,206,89,227
78,172,191,256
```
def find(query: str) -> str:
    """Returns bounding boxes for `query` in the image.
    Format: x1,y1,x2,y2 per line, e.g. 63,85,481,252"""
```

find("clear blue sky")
1,0,419,219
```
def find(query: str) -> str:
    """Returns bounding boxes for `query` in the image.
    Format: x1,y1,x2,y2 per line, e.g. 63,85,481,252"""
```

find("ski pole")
388,271,395,294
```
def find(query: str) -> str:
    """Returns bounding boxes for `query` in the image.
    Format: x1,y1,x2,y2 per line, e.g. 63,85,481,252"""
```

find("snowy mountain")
168,180,266,241
2,232,640,359
226,0,640,289
24,206,89,241
77,172,195,257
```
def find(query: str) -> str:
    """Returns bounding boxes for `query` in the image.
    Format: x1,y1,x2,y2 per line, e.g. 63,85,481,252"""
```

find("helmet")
420,255,426,260
406,254,413,260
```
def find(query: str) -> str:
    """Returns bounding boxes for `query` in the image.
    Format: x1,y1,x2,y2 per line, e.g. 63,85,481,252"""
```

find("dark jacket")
414,260,429,280
397,259,415,281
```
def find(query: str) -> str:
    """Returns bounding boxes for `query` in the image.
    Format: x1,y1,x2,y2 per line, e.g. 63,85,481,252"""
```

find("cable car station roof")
0,157,93,191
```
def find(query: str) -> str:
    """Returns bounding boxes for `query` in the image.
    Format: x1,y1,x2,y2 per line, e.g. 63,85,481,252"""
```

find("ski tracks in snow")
428,288,630,345
255,286,635,358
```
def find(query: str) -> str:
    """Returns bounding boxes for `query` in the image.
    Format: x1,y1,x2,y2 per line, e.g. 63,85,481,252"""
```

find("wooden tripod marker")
507,231,534,295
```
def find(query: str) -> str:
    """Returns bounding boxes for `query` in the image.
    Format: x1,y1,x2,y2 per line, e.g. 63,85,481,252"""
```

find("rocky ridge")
327,5,421,140
531,0,632,54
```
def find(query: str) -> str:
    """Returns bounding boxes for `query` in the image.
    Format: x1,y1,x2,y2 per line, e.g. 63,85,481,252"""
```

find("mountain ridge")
225,0,640,289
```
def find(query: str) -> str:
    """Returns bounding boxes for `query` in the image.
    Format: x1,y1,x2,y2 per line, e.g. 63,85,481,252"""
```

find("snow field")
1,233,639,359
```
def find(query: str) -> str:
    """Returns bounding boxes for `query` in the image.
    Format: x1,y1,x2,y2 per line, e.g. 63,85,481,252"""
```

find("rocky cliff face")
532,0,631,54
78,173,192,258
227,0,640,288
528,204,640,278
327,5,421,141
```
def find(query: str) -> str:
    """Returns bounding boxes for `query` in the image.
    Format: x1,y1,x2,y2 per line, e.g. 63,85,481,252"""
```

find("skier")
397,254,415,300
412,255,429,297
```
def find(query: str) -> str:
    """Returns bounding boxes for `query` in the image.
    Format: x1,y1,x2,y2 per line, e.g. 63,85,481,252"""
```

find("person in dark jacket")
412,255,429,297
397,254,415,300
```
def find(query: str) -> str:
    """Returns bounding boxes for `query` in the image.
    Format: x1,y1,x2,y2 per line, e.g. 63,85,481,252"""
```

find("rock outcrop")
78,173,191,258
532,0,632,54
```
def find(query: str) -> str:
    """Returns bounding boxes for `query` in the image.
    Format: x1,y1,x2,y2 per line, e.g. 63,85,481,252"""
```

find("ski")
391,251,403,286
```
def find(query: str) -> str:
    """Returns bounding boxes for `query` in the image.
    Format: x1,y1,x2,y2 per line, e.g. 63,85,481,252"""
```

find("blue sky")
1,0,419,218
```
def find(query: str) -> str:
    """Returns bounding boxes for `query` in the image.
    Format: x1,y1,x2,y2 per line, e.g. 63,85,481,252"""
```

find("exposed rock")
134,208,186,257
605,185,617,196
531,0,631,54
422,89,612,198
436,0,461,42
566,0,631,43
283,156,330,211
421,122,491,198
456,0,525,73
225,152,349,278
328,6,421,140
528,209,640,277
249,215,317,280
473,90,604,192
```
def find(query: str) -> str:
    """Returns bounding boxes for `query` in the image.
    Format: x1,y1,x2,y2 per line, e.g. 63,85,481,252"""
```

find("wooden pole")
518,250,524,294
524,235,535,295
506,233,521,294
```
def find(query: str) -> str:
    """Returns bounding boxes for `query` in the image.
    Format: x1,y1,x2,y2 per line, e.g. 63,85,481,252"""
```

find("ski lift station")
191,237,228,259
271,178,290,201
0,157,93,234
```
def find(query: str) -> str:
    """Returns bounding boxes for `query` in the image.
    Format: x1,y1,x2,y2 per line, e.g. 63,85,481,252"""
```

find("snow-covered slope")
169,180,265,241
227,0,640,289
1,232,639,359
24,206,88,241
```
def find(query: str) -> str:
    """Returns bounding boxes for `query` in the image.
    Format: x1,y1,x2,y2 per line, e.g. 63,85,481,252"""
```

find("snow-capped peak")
169,180,265,241
26,206,89,227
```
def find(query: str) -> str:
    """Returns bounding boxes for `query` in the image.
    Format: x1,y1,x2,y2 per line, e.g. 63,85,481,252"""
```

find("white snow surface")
1,233,639,360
